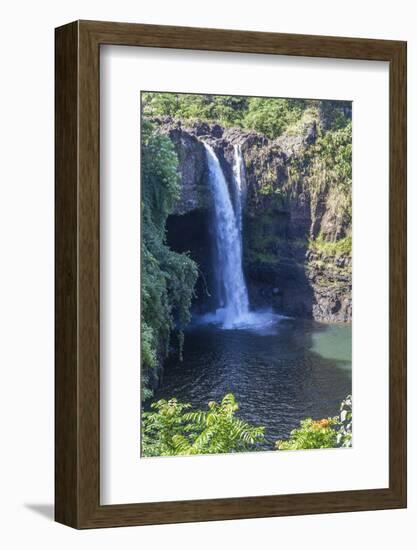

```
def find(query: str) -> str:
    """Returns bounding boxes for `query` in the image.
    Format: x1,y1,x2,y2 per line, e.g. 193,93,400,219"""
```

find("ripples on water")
148,315,352,451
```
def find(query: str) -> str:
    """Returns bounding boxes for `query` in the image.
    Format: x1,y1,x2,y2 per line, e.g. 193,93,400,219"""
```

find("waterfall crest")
203,143,249,328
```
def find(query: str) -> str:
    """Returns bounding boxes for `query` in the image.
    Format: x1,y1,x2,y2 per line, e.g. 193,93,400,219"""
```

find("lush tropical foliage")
142,393,352,456
275,395,352,450
142,393,265,456
142,92,345,139
141,120,198,393
275,418,339,450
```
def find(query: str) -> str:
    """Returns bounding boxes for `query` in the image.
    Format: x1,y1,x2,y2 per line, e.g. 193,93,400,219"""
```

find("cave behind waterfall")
166,208,218,314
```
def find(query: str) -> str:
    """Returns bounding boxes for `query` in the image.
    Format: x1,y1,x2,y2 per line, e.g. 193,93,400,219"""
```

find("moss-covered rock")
152,117,210,215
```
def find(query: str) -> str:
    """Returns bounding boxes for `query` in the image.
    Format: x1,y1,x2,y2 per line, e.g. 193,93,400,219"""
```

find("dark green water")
151,316,352,450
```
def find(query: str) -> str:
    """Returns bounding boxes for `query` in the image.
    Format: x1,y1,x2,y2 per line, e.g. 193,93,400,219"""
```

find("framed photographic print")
55,20,407,528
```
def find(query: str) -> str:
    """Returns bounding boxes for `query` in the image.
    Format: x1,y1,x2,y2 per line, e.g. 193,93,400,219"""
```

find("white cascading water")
203,143,250,328
232,144,246,239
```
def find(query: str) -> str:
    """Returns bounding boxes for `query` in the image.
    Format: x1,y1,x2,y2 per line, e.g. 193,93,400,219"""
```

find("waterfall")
203,143,250,328
232,144,246,238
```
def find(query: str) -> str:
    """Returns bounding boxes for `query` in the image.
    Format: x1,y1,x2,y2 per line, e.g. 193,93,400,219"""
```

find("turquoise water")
311,323,352,367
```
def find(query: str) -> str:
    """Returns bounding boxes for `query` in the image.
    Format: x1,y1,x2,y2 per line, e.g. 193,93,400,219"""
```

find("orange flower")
313,418,330,429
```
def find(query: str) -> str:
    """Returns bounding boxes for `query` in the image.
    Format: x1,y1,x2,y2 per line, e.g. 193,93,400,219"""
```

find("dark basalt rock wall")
151,116,352,322
153,118,210,215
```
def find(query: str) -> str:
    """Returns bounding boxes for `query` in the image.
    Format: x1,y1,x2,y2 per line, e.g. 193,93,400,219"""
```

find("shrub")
276,395,352,451
276,417,338,450
142,393,265,456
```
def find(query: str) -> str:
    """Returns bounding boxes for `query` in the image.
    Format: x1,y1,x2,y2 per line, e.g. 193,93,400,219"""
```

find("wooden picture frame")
55,20,407,529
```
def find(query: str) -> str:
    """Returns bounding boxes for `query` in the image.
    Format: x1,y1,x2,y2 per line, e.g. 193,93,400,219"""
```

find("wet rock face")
151,117,352,322
307,251,352,322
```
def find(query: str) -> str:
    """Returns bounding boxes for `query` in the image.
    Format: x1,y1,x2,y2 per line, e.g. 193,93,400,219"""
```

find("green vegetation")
142,393,265,456
142,393,351,456
244,213,286,267
296,116,352,188
142,93,248,127
141,120,198,390
289,116,352,227
276,395,352,450
309,234,352,257
276,418,339,450
243,97,307,139
142,92,310,139
314,121,352,200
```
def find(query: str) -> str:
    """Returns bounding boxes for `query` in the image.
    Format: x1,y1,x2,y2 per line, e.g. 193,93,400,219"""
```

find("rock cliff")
150,115,352,322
